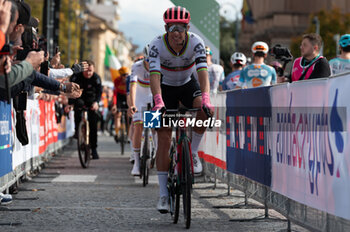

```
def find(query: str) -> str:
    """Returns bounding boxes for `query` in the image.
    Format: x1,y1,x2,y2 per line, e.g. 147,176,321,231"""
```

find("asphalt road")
0,134,309,231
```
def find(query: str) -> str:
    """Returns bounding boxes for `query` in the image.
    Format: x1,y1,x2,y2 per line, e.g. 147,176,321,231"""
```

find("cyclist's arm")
94,74,103,103
148,40,162,100
193,36,209,94
271,67,277,85
236,68,246,89
129,64,138,109
129,82,137,108
150,72,162,96
197,69,210,94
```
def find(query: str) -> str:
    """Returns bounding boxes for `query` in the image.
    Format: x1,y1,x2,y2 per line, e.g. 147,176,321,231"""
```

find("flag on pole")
241,0,255,29
104,45,121,82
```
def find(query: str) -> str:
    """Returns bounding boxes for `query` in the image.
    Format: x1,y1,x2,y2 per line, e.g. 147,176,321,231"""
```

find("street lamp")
313,16,323,55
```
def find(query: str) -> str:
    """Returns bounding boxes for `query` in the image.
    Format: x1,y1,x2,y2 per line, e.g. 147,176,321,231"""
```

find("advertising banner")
12,99,40,168
198,93,227,170
226,87,272,186
270,76,350,220
0,100,12,177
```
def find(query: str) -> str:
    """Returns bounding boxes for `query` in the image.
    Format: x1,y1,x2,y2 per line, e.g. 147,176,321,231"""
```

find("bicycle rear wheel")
77,121,90,168
181,138,192,229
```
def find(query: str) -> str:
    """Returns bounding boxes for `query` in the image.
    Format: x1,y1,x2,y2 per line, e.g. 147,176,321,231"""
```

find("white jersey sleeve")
208,64,224,93
49,68,74,79
148,35,162,77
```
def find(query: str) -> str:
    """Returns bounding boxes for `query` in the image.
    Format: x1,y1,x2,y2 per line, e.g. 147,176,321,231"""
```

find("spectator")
222,52,246,90
329,34,350,75
291,33,330,81
0,1,44,89
205,46,224,93
237,41,277,88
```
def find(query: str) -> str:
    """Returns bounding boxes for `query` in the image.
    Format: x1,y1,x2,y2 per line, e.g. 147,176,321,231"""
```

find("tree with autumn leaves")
21,0,86,66
291,8,350,60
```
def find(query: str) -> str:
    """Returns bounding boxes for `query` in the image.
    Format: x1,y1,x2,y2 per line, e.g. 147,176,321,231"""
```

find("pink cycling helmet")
163,6,191,24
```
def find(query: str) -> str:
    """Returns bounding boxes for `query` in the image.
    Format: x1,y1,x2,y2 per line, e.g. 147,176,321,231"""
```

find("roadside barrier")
200,73,350,231
0,99,74,193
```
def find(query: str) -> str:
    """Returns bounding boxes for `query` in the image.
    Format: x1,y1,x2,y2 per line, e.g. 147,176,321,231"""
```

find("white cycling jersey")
208,63,224,93
329,57,350,75
130,60,152,122
148,32,208,86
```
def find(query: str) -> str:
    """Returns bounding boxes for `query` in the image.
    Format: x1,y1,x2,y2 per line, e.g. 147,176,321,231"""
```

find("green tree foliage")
220,17,237,74
59,0,82,66
290,8,350,60
24,0,43,34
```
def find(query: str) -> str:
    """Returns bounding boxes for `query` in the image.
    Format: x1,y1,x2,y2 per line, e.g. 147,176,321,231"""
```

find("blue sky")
117,0,243,52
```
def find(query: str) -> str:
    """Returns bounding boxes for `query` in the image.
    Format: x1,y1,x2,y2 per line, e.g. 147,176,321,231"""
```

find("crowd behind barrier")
0,98,74,193
199,72,350,231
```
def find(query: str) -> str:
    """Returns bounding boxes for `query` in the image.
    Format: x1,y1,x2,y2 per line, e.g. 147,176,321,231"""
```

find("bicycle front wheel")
77,121,90,168
181,137,192,229
141,130,149,186
168,137,179,224
119,126,125,155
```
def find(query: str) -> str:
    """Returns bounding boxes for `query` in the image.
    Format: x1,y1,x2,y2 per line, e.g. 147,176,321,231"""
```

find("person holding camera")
329,34,350,75
222,52,247,90
237,41,277,88
291,33,330,81
0,1,44,89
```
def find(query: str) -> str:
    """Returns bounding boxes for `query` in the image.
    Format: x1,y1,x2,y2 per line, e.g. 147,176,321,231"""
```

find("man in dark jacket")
70,60,102,159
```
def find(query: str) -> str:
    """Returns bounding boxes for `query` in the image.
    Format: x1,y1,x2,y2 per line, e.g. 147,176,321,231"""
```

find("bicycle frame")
174,117,194,182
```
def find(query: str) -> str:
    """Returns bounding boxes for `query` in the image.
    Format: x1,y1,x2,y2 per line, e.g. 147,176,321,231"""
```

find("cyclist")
329,34,350,75
112,66,130,143
149,6,213,213
205,46,224,93
128,45,153,175
70,60,102,159
222,52,246,90
237,41,277,88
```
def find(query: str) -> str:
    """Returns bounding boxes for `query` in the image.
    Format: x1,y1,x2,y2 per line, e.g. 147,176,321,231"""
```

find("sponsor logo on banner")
273,91,346,195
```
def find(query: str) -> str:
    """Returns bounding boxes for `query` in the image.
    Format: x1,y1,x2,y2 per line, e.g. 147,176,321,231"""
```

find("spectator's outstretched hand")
71,61,88,74
64,88,83,99
0,56,11,75
0,0,11,34
64,82,80,93
50,52,61,68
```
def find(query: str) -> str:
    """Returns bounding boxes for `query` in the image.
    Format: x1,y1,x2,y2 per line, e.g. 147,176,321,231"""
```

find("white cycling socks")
133,148,140,166
157,171,169,197
191,131,203,155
